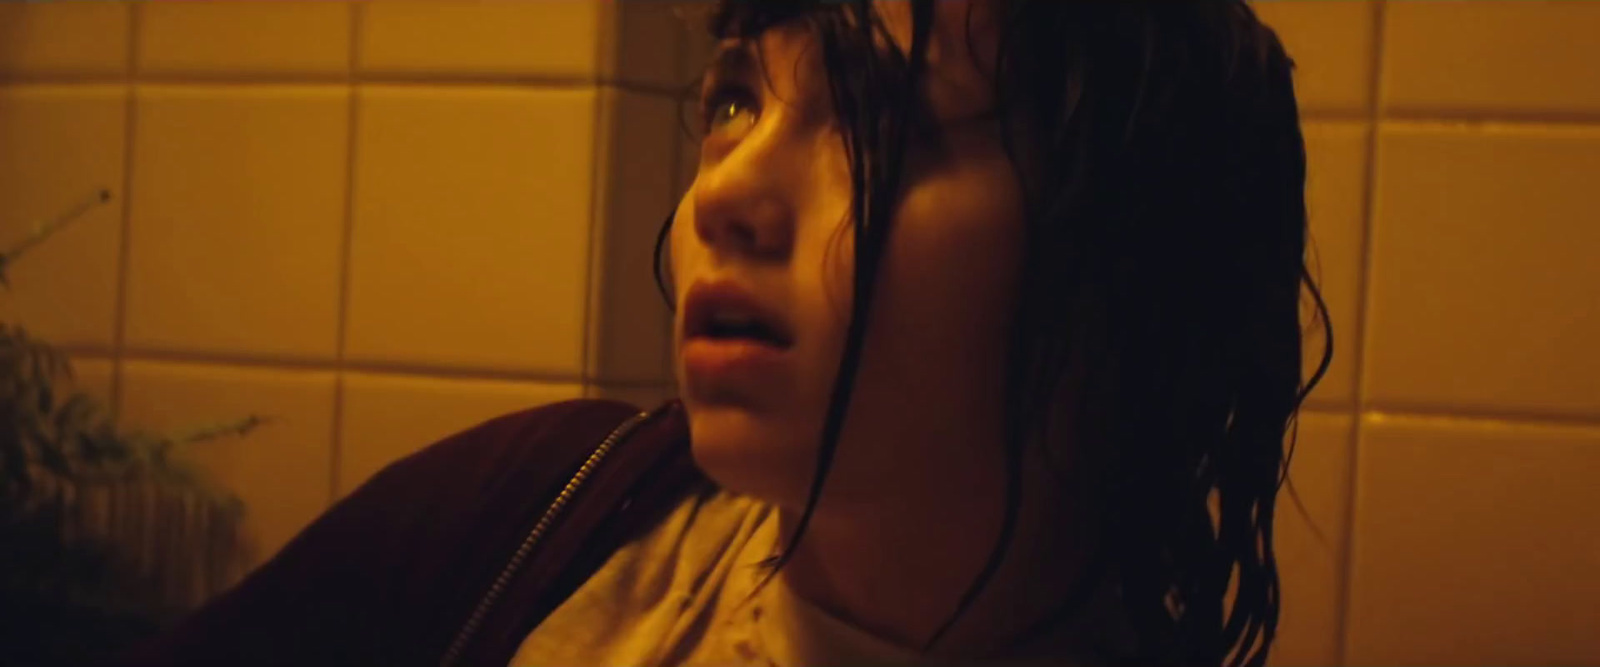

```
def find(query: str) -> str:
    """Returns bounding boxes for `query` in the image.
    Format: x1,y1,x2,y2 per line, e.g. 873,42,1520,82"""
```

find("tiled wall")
1254,2,1600,665
0,0,692,572
0,2,1596,666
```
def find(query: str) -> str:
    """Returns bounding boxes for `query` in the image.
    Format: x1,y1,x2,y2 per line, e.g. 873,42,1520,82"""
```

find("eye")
699,84,759,139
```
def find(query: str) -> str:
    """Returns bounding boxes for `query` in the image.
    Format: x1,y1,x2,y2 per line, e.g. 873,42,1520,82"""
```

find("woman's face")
670,2,1027,512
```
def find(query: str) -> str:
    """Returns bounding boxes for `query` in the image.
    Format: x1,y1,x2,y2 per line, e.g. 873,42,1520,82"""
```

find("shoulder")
388,399,647,474
108,399,691,666
364,398,688,503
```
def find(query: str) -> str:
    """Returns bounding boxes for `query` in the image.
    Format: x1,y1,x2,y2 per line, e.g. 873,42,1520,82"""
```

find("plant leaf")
30,420,72,478
1,422,30,497
175,415,271,446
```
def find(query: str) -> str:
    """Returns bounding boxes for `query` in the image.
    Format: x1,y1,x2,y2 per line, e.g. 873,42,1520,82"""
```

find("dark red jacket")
116,399,705,667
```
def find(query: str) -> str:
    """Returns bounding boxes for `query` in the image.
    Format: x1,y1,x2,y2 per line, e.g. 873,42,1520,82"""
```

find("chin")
684,402,815,509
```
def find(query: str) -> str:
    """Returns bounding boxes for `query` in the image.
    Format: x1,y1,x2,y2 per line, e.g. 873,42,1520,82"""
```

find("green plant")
0,190,262,666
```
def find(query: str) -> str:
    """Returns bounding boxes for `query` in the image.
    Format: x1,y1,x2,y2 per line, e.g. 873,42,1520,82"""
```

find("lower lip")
681,337,791,387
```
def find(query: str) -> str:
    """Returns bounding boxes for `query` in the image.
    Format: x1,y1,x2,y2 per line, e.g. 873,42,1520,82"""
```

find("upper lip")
682,280,795,347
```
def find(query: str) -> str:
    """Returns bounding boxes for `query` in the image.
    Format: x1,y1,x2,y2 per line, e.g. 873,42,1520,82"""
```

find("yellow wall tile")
3,6,1592,664
1384,2,1600,117
1251,1,1375,116
1366,125,1600,418
1300,121,1368,409
589,90,677,384
337,371,581,496
138,2,351,76
0,2,129,77
1269,411,1354,667
127,85,347,361
1348,414,1600,665
346,86,594,376
360,1,600,78
0,85,125,349
676,119,699,203
119,359,336,566
672,27,707,377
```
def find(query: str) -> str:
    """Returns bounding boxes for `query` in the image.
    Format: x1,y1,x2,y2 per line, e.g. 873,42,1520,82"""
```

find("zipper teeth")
439,411,651,667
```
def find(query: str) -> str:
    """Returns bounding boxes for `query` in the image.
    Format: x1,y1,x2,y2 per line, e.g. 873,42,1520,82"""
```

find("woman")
119,1,1329,666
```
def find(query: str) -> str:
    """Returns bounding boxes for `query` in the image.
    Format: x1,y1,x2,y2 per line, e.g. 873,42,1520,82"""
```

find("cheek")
819,216,854,321
902,191,1021,279
668,194,699,299
875,169,1026,356
805,141,860,323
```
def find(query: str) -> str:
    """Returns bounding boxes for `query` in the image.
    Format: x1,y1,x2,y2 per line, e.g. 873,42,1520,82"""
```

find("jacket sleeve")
108,399,641,667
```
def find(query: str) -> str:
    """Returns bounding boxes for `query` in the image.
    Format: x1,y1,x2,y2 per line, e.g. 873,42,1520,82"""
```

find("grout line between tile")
0,73,685,96
108,2,142,422
665,86,688,387
1361,406,1600,432
608,78,690,101
1380,109,1600,127
55,341,115,357
1375,117,1600,136
1337,2,1388,664
1300,109,1372,123
592,379,674,391
328,1,362,504
119,349,586,386
1300,395,1356,415
18,70,1600,126
125,2,140,79
580,80,611,390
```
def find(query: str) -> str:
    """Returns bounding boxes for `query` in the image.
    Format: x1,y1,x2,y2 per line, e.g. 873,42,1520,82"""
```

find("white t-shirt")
511,485,1123,667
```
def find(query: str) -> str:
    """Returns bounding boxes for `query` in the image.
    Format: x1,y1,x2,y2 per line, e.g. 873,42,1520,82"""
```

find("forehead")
706,0,999,117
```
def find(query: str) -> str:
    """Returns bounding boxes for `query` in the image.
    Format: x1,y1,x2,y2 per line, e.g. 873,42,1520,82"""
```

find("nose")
691,139,796,262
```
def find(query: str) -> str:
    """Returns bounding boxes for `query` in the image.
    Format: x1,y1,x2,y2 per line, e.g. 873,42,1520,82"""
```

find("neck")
773,441,1101,658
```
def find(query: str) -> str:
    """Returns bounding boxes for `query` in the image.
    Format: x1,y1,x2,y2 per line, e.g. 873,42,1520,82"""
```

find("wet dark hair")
653,2,1332,666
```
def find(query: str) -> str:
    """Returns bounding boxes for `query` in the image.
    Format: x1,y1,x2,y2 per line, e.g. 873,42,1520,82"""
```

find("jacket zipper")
439,410,652,667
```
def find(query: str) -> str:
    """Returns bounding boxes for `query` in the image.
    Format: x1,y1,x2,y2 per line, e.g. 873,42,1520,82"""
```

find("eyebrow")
695,36,969,130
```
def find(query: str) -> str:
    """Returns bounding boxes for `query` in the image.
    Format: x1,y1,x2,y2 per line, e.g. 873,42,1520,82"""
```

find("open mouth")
701,313,791,347
683,281,795,349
